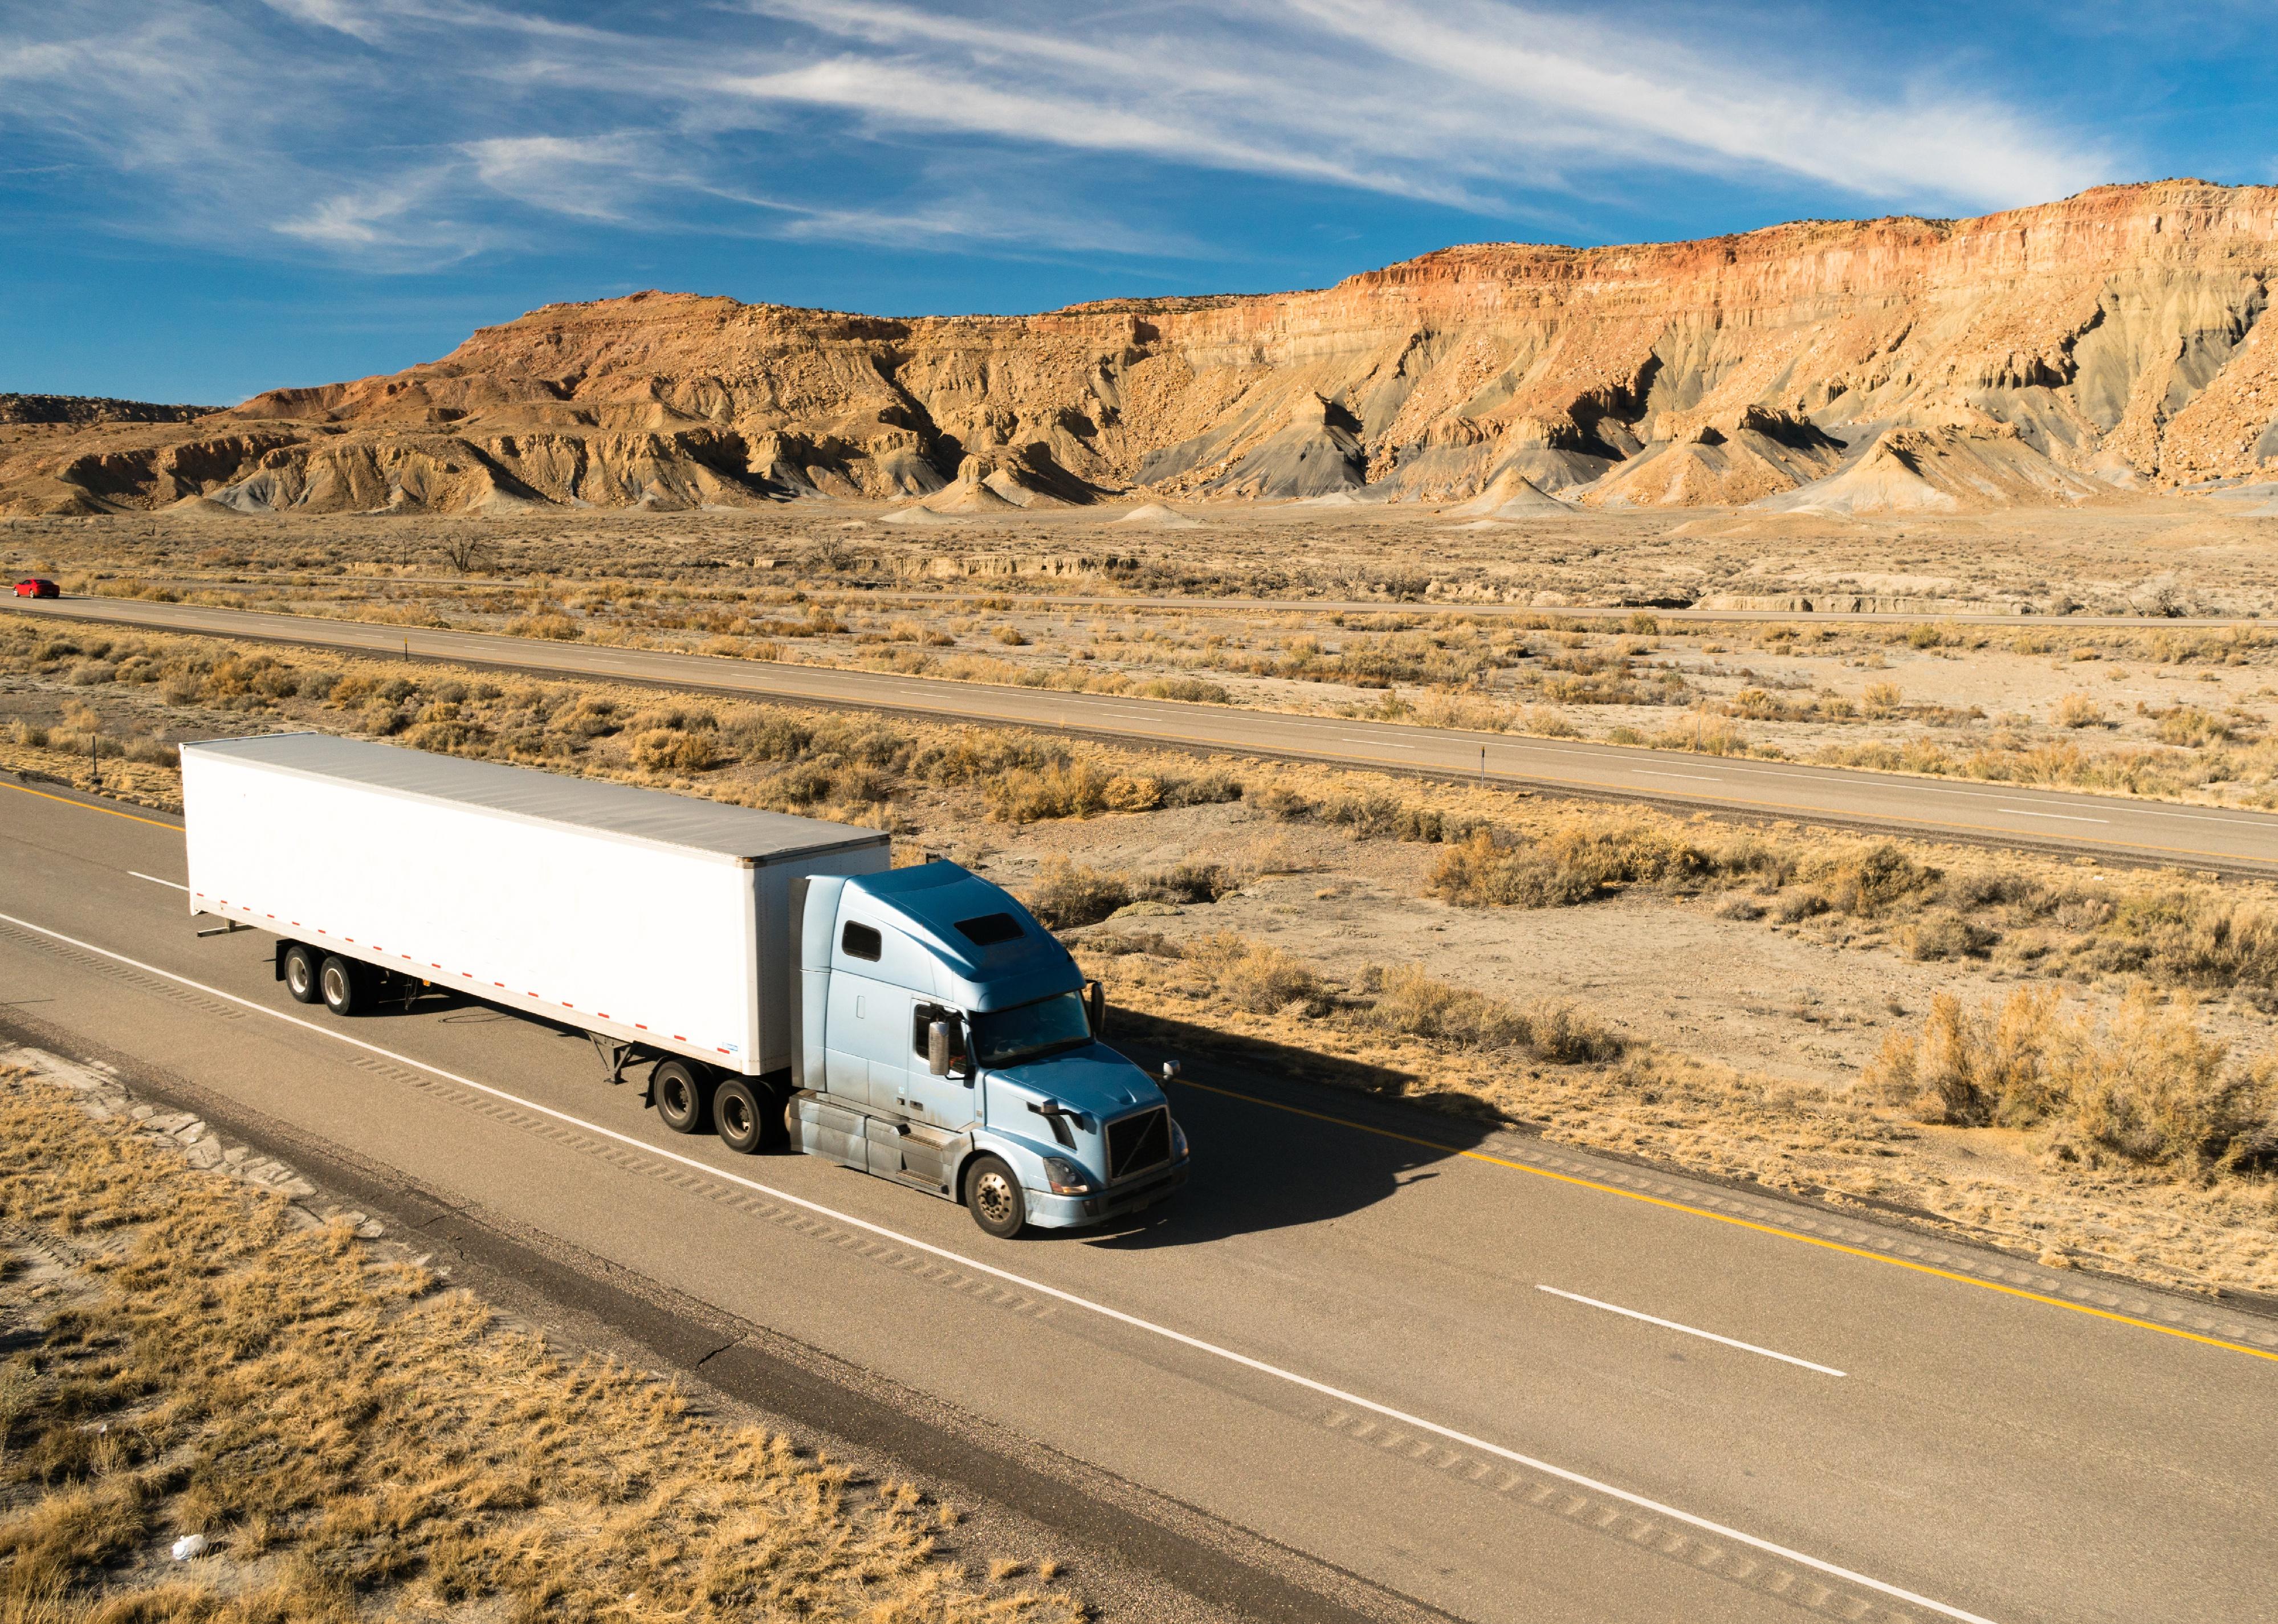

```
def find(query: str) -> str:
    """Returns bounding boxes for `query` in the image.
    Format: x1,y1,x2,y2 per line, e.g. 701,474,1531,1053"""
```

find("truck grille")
1106,1107,1171,1181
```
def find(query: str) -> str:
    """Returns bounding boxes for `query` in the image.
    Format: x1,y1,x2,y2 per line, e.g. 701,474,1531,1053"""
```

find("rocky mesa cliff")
9,179,2277,519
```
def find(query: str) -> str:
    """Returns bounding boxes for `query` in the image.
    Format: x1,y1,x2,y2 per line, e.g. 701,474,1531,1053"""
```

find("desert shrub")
1861,680,1904,717
987,761,1110,823
1132,861,1234,905
2151,705,2232,746
630,727,719,773
832,765,893,804
1357,965,1624,1062
1101,774,1166,812
763,762,834,805
1024,858,1131,929
1255,784,1315,821
1429,834,1597,907
357,699,409,736
1161,768,1242,806
728,713,812,761
1137,676,1229,704
1650,712,1749,756
1184,933,1327,1014
1904,912,1999,961
1867,988,2277,1177
992,625,1029,646
2055,693,2105,729
507,613,581,640
555,698,620,738
1083,930,1182,958
1771,888,1829,923
1810,842,1933,916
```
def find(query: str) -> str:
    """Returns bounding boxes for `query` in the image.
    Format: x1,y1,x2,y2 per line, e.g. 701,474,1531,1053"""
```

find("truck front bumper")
1025,1157,1189,1230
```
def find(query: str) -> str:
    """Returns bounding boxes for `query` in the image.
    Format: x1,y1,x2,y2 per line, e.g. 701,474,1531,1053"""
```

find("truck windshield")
970,991,1092,1068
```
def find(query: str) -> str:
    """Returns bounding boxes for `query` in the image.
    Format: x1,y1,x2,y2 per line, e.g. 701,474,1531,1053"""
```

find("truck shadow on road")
1086,1009,1499,1249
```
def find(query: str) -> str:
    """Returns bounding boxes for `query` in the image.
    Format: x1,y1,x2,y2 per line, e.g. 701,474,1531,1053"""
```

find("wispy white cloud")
0,0,2116,275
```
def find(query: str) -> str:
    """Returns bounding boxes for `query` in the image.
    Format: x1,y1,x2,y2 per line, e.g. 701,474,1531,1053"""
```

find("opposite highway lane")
4,779,2275,1623
13,595,2278,876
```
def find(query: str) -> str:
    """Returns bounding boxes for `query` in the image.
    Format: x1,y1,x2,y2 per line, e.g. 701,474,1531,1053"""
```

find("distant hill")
6,179,2277,517
0,394,220,426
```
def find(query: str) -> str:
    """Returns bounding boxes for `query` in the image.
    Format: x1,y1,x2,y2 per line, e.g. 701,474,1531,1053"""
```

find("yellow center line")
1170,1075,2278,1366
4,780,183,830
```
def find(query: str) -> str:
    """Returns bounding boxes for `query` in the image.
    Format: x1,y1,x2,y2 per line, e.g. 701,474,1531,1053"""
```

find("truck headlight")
1041,1156,1094,1195
1170,1118,1189,1160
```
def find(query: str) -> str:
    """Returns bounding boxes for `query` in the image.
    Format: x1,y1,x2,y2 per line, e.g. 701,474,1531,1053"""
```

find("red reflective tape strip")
672,1034,686,1042
716,1047,730,1055
633,1023,647,1030
561,1002,573,1009
596,1013,609,1019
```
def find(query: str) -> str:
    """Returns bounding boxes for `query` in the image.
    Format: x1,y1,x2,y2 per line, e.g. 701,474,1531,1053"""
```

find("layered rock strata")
7,180,2275,517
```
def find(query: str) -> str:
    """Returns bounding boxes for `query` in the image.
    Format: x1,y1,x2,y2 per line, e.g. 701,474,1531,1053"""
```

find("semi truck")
179,733,1189,1235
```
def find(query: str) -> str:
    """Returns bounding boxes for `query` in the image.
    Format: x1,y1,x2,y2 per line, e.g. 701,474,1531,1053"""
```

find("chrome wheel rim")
322,966,347,1005
660,1077,690,1118
974,1170,1015,1225
287,959,311,997
720,1095,751,1139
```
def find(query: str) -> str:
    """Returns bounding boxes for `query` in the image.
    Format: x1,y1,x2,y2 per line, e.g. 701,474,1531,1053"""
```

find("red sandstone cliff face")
7,181,2275,517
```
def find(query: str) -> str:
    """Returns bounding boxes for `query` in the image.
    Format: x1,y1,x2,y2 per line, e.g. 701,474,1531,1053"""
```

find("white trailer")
180,733,889,1084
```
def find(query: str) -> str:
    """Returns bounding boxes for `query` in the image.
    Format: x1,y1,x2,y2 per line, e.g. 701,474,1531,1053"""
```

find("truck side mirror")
927,1019,952,1076
1085,979,1106,1037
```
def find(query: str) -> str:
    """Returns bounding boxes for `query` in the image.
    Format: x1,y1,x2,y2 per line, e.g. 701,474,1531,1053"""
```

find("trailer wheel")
283,944,321,1005
318,954,363,1017
964,1155,1026,1238
712,1078,766,1154
653,1059,711,1135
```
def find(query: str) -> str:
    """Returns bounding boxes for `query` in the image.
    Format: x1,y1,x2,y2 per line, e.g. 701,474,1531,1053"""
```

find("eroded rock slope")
9,180,2276,517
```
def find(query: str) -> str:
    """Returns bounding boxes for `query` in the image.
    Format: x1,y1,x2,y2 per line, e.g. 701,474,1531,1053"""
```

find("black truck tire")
318,954,362,1016
653,1059,711,1135
964,1154,1026,1238
712,1078,765,1154
283,943,321,1005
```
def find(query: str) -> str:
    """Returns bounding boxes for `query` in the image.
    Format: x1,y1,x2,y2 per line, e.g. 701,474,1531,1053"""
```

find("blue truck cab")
788,861,1190,1235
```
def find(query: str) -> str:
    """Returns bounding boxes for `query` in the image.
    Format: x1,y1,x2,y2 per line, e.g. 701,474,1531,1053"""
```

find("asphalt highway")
4,778,2274,1623
13,595,2278,876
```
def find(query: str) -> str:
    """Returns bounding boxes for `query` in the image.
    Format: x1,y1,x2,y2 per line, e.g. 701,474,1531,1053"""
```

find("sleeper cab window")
842,921,882,962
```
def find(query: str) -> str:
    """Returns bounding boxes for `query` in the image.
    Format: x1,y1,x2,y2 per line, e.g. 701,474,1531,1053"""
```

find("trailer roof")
182,733,888,864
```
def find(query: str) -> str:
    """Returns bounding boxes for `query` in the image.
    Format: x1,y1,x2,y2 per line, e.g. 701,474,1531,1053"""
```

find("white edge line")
1994,809,2109,825
1537,1286,1847,1378
129,872,188,891
0,905,1999,1624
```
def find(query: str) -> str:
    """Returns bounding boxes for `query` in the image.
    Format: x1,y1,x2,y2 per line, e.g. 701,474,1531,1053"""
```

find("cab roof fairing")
845,863,1082,1013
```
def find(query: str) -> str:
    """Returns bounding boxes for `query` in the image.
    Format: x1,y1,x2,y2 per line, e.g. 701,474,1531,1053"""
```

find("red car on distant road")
13,579,58,598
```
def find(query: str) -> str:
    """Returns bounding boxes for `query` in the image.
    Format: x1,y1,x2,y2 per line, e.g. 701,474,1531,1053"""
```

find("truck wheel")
712,1078,764,1154
319,954,362,1016
283,944,321,1005
964,1155,1026,1238
653,1059,711,1135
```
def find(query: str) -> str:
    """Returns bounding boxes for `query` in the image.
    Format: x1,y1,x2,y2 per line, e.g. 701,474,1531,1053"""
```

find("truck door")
898,999,975,1132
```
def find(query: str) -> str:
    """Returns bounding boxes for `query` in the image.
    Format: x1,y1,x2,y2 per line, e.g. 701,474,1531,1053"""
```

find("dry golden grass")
1868,987,2278,1177
0,1069,1079,1624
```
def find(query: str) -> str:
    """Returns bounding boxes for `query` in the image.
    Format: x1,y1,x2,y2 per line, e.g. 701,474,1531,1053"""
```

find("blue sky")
2,0,2270,405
